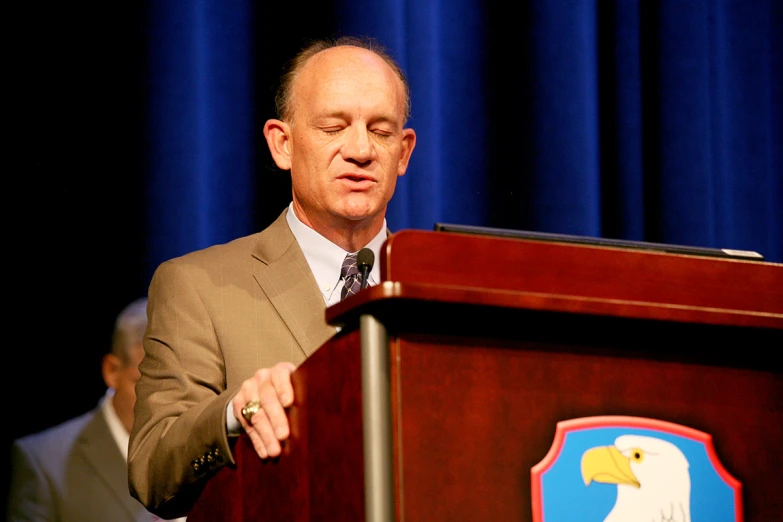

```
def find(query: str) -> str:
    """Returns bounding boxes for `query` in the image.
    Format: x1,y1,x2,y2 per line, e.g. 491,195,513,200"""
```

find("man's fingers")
245,407,282,458
257,386,290,441
236,362,297,459
270,362,296,407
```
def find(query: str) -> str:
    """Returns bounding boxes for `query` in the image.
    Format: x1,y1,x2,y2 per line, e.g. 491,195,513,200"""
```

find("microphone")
357,248,375,290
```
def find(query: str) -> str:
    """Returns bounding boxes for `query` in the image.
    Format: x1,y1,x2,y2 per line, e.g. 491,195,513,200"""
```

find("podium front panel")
390,318,781,521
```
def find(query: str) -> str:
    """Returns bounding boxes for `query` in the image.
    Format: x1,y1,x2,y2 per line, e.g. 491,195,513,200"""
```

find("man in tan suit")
128,35,417,519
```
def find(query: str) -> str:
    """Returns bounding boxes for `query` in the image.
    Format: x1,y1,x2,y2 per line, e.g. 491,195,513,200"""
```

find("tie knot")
340,252,363,301
341,252,360,279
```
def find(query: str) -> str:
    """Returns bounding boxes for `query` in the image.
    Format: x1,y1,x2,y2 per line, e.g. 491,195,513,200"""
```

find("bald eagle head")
581,434,691,522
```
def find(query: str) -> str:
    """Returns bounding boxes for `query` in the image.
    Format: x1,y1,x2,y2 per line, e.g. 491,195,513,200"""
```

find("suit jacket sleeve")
128,211,336,518
128,256,242,519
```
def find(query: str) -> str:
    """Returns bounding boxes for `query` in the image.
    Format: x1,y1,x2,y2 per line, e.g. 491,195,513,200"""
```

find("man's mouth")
338,173,375,188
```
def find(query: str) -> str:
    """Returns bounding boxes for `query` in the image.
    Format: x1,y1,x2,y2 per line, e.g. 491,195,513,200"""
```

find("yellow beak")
581,445,640,488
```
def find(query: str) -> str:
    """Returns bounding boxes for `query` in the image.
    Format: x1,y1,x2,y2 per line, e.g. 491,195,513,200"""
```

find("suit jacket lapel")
253,210,336,358
77,409,150,521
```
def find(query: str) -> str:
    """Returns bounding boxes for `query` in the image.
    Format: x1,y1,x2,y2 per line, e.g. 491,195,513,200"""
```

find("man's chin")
331,209,386,229
335,198,384,221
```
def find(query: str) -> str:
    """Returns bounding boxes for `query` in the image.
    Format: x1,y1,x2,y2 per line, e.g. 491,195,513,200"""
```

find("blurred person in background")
6,297,185,522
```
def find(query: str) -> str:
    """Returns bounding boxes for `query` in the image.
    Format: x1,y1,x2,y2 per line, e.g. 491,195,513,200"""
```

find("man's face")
104,344,144,434
285,46,416,233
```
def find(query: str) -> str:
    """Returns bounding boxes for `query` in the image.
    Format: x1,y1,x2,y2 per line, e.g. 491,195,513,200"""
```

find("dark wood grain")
189,230,782,521
187,331,366,521
391,329,782,521
381,230,783,315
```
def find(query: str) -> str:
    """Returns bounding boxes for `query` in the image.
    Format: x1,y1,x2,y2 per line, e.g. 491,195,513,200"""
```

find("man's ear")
397,128,417,176
264,119,293,171
102,354,121,389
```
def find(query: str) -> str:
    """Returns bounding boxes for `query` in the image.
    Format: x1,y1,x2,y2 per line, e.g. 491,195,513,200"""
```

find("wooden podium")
187,229,783,521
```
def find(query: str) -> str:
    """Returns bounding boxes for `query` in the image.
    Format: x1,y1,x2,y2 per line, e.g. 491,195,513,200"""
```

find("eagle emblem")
531,416,742,521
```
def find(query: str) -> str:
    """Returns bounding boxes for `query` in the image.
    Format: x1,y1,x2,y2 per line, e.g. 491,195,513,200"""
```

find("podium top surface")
433,222,766,261
327,229,783,330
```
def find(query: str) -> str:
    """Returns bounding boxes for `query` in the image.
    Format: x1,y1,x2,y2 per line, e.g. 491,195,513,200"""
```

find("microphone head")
357,248,375,271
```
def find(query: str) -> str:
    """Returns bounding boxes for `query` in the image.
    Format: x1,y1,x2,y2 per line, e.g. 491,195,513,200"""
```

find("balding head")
275,36,411,125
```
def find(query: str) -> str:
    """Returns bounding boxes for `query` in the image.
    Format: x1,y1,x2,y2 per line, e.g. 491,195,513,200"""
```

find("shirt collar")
286,202,386,305
100,388,130,462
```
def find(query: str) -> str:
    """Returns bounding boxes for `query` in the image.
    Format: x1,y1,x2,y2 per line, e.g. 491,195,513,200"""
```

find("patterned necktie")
341,252,362,300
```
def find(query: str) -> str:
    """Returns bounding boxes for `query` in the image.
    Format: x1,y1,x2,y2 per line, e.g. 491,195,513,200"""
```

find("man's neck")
292,204,385,252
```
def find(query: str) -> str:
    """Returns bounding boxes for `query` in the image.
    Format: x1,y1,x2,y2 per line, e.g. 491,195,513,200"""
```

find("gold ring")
241,400,261,423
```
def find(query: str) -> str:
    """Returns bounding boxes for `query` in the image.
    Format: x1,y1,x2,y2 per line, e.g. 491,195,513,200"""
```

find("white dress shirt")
285,201,385,306
225,202,388,434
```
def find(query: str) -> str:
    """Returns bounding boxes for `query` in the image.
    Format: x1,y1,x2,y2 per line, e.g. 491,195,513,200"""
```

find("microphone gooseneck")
357,248,375,290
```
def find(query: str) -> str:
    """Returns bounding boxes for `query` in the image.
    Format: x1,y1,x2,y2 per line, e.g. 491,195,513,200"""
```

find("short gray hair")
111,297,148,365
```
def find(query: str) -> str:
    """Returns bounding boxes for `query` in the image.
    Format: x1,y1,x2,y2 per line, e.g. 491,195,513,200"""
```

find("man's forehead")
295,47,402,106
308,45,381,67
300,46,398,88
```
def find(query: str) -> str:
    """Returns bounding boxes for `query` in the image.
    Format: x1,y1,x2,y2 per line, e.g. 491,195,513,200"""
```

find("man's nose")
340,127,375,163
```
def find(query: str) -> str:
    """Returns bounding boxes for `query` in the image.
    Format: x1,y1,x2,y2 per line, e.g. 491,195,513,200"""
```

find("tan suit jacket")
128,208,337,518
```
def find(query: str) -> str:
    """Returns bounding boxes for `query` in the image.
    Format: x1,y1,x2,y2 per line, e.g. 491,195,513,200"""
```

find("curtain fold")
144,0,782,265
145,0,255,278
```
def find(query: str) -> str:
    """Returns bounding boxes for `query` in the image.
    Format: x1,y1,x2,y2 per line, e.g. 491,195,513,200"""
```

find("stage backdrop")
144,0,782,279
5,0,782,517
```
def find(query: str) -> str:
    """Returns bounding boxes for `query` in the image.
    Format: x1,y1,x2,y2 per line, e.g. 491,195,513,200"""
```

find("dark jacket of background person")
6,298,184,522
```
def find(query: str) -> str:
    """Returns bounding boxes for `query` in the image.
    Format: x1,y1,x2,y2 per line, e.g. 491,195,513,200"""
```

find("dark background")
6,3,335,515
6,1,782,518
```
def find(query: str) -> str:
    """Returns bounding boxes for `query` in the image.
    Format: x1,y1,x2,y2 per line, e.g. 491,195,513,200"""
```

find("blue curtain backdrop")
144,0,782,282
5,0,782,514
145,1,256,270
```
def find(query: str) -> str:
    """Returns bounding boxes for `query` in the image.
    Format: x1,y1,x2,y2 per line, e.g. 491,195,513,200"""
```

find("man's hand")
232,361,296,459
